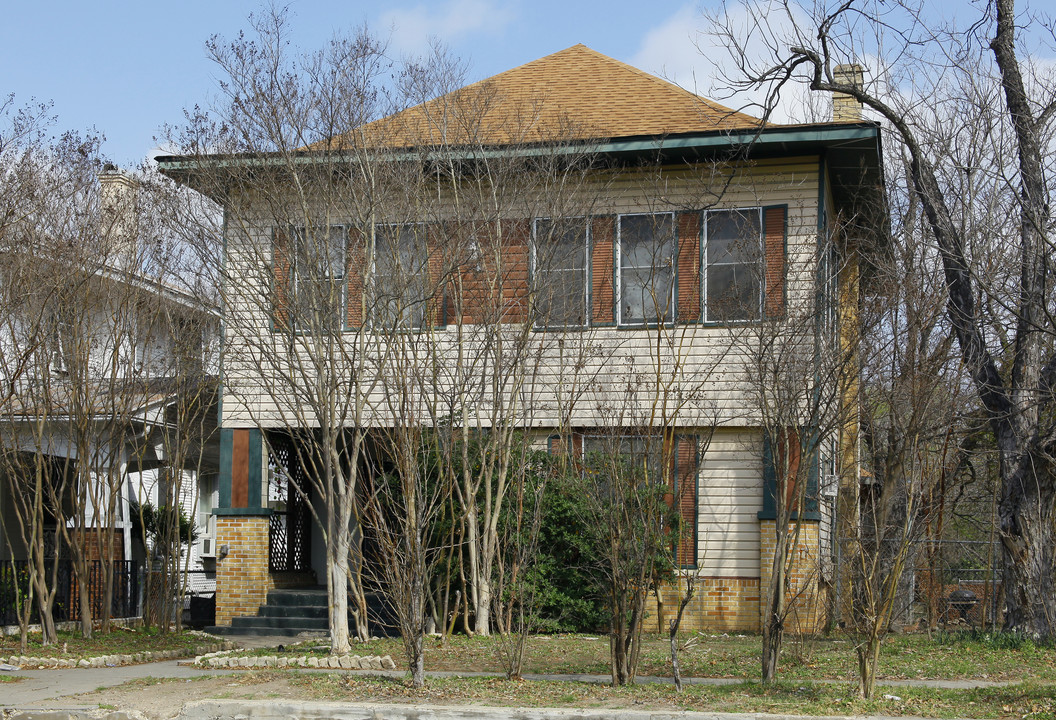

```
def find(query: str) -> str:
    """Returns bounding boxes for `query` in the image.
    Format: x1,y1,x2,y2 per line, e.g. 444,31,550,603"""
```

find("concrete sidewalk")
1,659,235,708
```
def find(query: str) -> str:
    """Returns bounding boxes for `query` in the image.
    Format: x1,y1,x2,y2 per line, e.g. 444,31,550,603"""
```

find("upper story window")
532,217,589,329
291,225,346,330
373,223,427,330
704,209,763,322
617,213,676,327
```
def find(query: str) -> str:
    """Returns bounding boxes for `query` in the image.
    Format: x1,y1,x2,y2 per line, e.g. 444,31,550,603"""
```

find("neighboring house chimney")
99,164,139,268
832,64,865,122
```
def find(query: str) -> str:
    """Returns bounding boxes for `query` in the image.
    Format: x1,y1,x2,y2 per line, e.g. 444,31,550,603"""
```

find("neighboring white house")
0,166,220,623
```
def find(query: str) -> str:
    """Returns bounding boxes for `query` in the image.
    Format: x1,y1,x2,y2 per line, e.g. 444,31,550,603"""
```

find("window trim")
615,211,678,328
531,216,591,331
702,207,765,324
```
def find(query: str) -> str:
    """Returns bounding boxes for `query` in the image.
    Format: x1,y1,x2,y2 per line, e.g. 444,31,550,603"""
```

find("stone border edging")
0,642,235,669
177,698,864,720
194,652,396,670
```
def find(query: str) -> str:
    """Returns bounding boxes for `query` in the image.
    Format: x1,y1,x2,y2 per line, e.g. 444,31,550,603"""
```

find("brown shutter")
346,225,367,329
677,212,701,323
764,206,786,318
502,219,531,323
673,435,698,568
778,427,803,510
591,216,615,325
425,223,445,328
272,228,292,331
458,220,488,326
548,431,583,466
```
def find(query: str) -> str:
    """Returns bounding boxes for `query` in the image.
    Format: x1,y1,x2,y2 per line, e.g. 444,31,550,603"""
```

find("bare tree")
848,154,973,697
712,0,1056,637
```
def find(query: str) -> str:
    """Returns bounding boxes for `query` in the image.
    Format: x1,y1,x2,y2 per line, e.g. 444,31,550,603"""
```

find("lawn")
255,630,1056,684
0,627,213,659
195,670,1056,719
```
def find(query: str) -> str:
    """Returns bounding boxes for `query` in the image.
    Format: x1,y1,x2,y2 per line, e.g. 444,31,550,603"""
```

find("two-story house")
158,45,882,634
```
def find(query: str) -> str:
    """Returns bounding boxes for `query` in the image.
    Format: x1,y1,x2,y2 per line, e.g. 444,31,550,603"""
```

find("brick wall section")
759,519,826,633
214,516,274,627
645,576,760,632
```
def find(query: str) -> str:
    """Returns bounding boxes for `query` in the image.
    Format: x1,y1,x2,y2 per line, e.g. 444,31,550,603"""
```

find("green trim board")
157,124,880,174
217,427,266,512
757,429,821,522
218,428,232,509
213,508,274,517
247,428,263,509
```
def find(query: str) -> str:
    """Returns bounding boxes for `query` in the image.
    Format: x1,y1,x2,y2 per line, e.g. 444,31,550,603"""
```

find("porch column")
213,427,272,626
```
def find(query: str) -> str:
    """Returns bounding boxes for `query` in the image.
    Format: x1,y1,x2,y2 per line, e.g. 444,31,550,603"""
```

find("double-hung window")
291,225,346,331
583,434,664,482
373,223,427,330
704,209,763,321
532,217,589,329
617,213,676,326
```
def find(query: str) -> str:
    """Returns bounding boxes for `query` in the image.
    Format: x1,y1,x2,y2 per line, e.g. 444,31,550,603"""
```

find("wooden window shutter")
547,432,583,470
425,223,445,329
764,206,787,318
272,228,292,331
673,435,699,568
345,225,367,329
677,212,701,323
591,216,615,325
503,219,532,323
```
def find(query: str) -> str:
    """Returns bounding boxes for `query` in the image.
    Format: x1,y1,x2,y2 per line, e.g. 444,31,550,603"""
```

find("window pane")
706,210,762,321
707,210,761,265
707,263,761,320
534,218,588,327
292,225,345,329
375,224,427,329
584,435,663,482
619,214,675,325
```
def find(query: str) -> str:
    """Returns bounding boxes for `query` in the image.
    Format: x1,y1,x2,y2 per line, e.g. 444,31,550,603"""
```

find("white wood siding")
219,158,822,431
696,429,762,576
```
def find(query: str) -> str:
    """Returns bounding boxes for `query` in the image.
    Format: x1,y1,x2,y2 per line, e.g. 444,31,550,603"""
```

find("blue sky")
4,0,729,166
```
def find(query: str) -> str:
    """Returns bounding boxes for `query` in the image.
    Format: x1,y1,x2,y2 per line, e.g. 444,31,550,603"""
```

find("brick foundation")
646,576,760,632
214,515,274,626
759,519,826,633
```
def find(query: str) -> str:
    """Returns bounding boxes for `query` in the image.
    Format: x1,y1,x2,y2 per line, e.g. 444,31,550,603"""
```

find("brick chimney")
832,64,864,122
99,164,139,268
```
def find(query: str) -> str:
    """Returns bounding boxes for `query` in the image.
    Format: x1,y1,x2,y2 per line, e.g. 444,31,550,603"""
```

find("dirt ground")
71,675,318,719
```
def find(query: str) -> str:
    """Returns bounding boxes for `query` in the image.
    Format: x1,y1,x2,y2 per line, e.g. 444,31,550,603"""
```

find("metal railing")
0,559,140,626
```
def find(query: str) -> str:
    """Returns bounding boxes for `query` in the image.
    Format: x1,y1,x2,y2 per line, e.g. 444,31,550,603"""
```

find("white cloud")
630,0,825,124
630,4,704,91
380,0,514,58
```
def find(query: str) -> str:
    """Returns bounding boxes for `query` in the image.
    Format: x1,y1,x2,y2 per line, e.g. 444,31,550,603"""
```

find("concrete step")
204,625,321,637
231,615,329,631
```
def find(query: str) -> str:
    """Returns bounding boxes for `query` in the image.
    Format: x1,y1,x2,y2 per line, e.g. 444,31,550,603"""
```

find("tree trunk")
329,550,352,655
998,454,1056,635
857,629,881,699
76,569,93,639
408,632,425,688
762,529,788,683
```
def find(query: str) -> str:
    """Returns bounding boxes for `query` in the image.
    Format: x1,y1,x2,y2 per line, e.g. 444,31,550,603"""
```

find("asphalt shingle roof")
323,44,763,150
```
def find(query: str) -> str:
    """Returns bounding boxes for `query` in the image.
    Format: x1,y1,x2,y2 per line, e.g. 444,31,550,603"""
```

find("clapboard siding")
696,429,763,575
218,159,822,430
